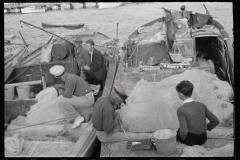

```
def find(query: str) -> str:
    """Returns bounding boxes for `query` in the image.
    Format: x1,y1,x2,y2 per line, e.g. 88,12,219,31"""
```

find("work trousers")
176,129,207,146
85,71,104,90
56,93,94,121
96,129,154,143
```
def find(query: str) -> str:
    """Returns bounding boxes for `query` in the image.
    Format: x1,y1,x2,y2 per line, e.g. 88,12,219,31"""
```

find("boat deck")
100,138,234,157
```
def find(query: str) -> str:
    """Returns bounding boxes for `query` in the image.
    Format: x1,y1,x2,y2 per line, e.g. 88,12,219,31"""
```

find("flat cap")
114,86,128,104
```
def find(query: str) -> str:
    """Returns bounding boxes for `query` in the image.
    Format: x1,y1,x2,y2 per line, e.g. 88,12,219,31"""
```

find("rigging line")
6,111,93,132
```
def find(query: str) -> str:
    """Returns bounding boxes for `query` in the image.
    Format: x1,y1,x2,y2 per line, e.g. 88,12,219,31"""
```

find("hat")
113,86,128,104
181,5,185,9
74,37,83,44
49,65,65,77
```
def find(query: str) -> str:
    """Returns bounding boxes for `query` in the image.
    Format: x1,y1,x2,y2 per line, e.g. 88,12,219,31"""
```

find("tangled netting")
181,143,234,157
118,69,234,133
9,87,77,126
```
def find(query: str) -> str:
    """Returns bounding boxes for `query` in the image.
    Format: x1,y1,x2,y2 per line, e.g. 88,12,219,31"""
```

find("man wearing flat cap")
92,86,153,142
74,37,91,77
49,65,94,122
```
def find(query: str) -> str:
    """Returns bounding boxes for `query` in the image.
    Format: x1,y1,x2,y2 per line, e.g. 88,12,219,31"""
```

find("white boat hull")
21,8,46,14
98,3,122,9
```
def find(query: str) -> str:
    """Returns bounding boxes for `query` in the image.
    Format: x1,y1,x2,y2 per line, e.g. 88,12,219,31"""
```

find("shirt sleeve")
205,105,220,131
62,78,76,98
177,108,188,140
90,52,104,72
103,110,115,134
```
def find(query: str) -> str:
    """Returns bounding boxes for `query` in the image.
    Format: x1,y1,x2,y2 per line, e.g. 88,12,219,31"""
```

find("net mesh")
119,69,233,133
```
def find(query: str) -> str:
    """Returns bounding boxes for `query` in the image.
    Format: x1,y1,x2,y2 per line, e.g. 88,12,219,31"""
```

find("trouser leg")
56,95,94,119
96,129,154,143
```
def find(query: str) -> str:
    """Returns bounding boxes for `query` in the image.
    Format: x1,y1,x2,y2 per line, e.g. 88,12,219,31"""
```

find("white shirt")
90,49,94,64
183,98,193,104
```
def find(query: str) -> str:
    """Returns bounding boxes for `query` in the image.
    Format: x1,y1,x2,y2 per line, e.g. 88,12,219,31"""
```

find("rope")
5,61,31,84
6,110,93,133
5,134,24,155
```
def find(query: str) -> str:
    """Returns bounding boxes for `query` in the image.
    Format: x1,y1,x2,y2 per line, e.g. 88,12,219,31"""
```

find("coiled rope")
5,134,24,155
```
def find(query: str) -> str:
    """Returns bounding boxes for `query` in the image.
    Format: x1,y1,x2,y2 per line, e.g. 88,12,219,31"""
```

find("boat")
97,3,122,9
21,5,46,14
41,22,85,29
98,6,234,157
4,21,120,157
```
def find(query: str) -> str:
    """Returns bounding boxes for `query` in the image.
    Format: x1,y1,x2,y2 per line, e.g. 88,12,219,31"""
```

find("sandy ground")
4,2,233,49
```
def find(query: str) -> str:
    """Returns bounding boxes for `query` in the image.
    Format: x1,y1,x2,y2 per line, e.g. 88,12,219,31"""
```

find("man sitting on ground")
175,80,219,146
92,86,153,143
49,65,94,123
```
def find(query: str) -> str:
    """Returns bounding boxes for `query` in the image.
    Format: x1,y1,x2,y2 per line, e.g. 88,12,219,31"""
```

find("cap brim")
122,100,126,104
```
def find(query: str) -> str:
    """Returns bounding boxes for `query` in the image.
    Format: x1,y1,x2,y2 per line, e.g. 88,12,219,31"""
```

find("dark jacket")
89,48,107,81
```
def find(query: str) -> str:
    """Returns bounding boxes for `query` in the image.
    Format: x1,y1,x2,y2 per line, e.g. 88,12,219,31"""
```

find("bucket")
16,85,30,100
5,86,15,100
153,129,177,156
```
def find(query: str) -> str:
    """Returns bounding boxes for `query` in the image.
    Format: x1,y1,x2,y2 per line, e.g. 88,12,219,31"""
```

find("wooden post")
5,80,42,88
83,2,86,9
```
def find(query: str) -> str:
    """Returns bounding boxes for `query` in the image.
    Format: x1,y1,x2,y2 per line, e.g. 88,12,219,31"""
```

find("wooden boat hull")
41,22,84,29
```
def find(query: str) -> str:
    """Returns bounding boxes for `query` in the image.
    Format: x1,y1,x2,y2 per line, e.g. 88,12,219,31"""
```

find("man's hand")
58,88,64,95
83,65,90,71
114,113,122,124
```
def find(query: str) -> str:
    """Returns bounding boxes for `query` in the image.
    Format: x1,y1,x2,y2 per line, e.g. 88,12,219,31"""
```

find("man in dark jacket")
92,86,153,143
83,39,107,92
175,80,219,146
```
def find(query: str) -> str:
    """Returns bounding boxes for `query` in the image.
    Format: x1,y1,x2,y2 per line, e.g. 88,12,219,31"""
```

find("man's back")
63,73,92,98
92,96,115,133
177,101,219,135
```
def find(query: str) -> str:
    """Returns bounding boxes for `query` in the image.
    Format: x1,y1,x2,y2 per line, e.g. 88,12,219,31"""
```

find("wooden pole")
5,80,42,88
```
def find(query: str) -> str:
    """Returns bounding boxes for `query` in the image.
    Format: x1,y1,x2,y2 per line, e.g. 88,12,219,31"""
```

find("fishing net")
5,139,75,157
181,143,234,157
119,69,233,133
9,87,78,126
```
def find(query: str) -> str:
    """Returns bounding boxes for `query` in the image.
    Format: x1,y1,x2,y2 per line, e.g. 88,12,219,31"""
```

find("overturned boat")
41,22,85,29
100,6,234,157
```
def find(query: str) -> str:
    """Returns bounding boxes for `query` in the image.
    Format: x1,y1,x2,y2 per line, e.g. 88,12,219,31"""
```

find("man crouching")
49,65,94,123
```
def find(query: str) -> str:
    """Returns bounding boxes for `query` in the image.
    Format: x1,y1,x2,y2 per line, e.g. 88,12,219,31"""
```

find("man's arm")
205,105,220,131
177,109,188,140
90,51,104,72
62,78,76,98
103,110,116,134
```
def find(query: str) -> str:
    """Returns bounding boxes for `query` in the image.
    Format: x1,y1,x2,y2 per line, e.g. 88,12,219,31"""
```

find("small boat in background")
41,22,84,29
97,2,123,9
21,5,46,14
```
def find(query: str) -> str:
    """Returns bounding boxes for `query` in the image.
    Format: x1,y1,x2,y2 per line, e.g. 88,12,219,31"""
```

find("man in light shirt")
175,80,219,146
83,39,107,94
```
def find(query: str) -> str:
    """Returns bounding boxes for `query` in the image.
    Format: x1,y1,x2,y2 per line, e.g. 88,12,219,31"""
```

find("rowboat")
97,3,122,9
21,5,46,14
41,22,85,29
4,21,119,157
99,6,234,157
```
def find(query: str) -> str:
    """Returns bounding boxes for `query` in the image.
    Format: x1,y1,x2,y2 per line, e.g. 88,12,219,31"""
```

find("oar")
20,20,76,49
203,4,211,16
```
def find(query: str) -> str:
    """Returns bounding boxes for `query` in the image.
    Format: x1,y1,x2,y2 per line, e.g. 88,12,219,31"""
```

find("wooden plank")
5,80,41,88
5,67,15,82
5,47,25,65
102,54,119,97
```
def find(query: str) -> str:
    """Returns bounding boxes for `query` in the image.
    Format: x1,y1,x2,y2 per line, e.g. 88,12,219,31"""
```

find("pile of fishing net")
8,87,78,126
180,143,234,157
118,69,234,133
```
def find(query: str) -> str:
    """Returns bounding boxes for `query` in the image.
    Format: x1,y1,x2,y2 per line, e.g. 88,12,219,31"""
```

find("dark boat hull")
41,22,85,29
